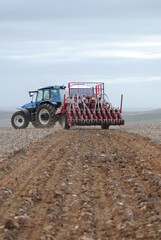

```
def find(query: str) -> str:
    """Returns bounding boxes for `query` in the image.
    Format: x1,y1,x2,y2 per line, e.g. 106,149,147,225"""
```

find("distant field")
0,110,13,120
0,111,13,128
123,108,161,122
0,119,11,128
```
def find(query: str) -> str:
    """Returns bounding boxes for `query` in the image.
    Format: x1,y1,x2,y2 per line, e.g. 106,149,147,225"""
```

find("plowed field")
0,129,161,240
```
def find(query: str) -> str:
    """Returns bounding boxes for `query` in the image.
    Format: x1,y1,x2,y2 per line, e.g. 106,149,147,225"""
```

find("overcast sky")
0,0,161,110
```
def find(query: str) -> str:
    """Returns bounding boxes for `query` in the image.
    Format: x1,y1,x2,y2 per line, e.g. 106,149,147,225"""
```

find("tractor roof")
38,85,66,90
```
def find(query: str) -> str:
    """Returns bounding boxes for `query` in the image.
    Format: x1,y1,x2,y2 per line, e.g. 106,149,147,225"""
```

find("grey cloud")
0,0,161,21
0,19,161,45
0,0,161,108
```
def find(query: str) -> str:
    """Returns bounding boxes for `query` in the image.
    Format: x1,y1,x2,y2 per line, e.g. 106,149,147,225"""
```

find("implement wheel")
62,115,70,130
101,124,109,130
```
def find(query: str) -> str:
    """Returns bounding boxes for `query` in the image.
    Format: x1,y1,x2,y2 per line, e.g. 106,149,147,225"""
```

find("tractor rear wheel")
62,115,70,130
11,111,29,129
35,104,57,128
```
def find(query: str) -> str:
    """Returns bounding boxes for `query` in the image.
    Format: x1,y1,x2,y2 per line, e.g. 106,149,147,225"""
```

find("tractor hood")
22,102,36,109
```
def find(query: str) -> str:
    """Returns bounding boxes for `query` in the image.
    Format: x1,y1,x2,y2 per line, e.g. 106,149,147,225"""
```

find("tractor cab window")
31,93,37,105
51,89,61,102
44,89,50,100
59,89,65,102
37,90,43,102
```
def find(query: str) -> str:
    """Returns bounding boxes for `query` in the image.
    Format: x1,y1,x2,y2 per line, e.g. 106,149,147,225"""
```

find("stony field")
0,123,160,239
120,120,161,144
0,121,161,159
0,128,58,158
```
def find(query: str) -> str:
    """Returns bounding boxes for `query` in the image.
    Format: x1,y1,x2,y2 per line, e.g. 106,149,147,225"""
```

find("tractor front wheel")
11,111,29,129
36,104,57,128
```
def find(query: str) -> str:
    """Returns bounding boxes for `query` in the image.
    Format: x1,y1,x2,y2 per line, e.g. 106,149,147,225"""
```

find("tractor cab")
36,86,66,107
22,85,66,110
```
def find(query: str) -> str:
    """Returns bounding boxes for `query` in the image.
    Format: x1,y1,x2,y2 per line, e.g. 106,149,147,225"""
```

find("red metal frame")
56,82,124,127
68,82,105,98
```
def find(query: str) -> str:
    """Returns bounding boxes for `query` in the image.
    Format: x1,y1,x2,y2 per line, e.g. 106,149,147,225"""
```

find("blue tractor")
11,85,66,129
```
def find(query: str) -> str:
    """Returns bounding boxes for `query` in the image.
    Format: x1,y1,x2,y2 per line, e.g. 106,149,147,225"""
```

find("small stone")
106,220,113,225
140,206,147,212
100,154,106,157
14,214,30,220
4,188,12,195
0,225,4,230
75,225,79,230
72,194,77,197
117,224,122,230
118,201,124,206
146,224,152,227
29,189,33,195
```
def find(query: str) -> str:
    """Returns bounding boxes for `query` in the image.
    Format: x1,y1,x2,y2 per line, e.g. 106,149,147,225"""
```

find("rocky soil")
0,128,59,158
1,121,161,159
120,121,161,144
0,129,161,240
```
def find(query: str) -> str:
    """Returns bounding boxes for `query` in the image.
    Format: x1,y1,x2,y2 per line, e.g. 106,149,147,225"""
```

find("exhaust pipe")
120,94,123,113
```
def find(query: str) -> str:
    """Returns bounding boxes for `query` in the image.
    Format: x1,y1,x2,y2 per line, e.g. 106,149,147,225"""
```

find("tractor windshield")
51,89,64,102
44,89,50,100
37,90,43,102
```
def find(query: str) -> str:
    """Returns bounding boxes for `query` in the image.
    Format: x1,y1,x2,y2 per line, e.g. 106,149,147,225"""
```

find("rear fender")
17,108,31,121
39,100,57,106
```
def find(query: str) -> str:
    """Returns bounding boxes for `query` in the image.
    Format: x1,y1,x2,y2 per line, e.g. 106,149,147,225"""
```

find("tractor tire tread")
35,103,57,128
